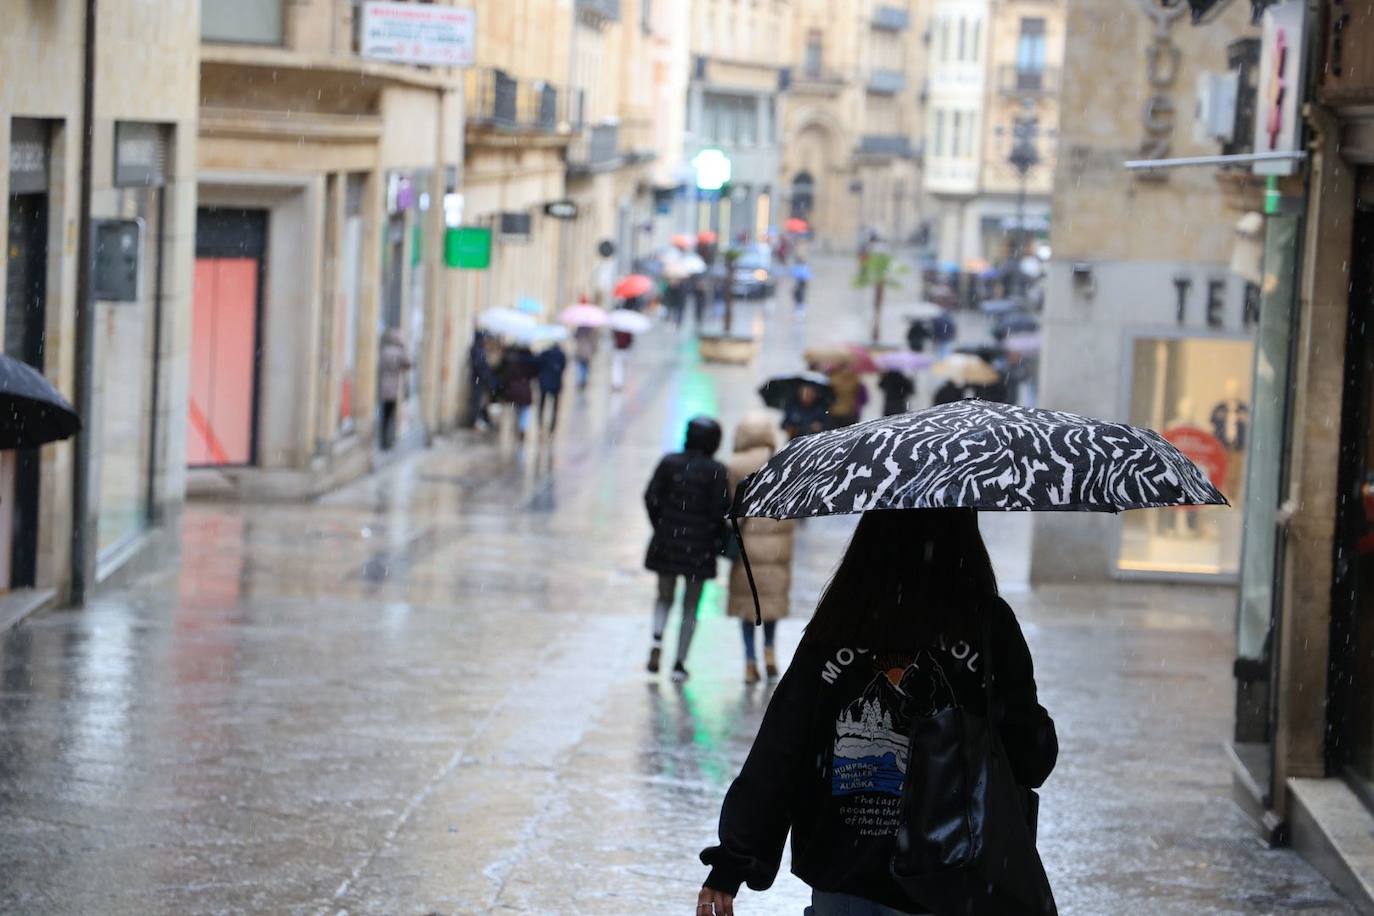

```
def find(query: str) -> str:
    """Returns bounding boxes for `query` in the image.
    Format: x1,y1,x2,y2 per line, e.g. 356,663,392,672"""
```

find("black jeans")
539,388,561,430
380,400,398,449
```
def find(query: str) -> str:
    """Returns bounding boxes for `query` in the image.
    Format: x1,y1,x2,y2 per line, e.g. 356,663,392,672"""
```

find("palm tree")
854,250,906,343
721,247,743,336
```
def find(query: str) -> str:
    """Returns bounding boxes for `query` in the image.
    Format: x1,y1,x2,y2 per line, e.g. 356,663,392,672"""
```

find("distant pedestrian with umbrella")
607,308,651,391
725,413,796,684
878,369,915,416
825,362,868,429
644,416,731,682
760,372,833,441
466,330,499,429
535,342,567,432
573,326,598,390
791,257,812,312
500,343,537,436
377,328,412,450
697,399,1228,916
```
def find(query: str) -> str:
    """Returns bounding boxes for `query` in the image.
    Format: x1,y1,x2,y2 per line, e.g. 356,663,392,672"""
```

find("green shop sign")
445,226,492,270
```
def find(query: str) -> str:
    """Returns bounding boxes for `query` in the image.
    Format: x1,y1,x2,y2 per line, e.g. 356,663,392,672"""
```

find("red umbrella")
846,344,879,374
613,274,654,300
671,233,694,249
697,230,718,245
784,217,809,234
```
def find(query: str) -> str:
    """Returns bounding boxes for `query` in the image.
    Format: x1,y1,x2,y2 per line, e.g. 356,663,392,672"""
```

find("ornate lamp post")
1007,107,1040,299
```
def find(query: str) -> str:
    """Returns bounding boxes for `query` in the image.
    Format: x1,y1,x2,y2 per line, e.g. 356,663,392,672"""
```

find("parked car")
730,250,777,300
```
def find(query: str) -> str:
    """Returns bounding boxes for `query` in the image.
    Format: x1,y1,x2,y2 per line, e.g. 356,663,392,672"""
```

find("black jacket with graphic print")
700,598,1057,913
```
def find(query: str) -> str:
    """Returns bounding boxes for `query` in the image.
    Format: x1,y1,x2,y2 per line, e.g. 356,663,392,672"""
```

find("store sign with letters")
361,3,475,68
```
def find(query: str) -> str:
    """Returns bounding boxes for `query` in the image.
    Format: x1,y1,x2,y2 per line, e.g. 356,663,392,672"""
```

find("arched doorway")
790,172,815,220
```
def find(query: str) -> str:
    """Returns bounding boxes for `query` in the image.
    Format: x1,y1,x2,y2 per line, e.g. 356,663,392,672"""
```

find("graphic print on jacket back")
829,649,963,838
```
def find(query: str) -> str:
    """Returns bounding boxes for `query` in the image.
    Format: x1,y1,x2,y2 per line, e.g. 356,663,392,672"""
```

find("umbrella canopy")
508,323,569,346
905,302,947,321
803,344,852,371
979,297,1022,315
671,233,695,249
0,355,80,449
1002,332,1042,355
846,344,879,374
933,353,1001,386
758,371,835,410
478,307,538,337
607,309,653,334
874,349,935,374
697,230,718,245
561,303,608,328
783,217,809,233
613,274,654,300
732,399,1228,520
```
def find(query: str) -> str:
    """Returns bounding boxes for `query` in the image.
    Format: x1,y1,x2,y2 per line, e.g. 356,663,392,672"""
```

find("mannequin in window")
1211,377,1249,497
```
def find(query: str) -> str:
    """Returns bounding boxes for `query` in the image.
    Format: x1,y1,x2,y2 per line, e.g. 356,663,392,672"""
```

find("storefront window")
1118,335,1254,576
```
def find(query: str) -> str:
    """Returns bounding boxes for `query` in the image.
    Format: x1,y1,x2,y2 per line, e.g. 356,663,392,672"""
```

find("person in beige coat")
726,413,798,683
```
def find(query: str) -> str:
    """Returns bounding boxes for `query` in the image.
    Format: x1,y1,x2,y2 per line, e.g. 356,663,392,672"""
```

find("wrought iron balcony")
867,68,906,95
576,0,620,23
872,5,911,31
998,65,1060,96
567,122,621,176
858,134,914,158
466,68,578,134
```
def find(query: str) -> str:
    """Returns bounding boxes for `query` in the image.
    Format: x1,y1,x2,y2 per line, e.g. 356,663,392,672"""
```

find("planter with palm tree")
854,250,907,345
699,246,759,364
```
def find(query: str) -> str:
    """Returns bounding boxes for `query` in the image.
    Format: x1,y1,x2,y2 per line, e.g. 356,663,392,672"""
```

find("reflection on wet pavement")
0,257,1354,914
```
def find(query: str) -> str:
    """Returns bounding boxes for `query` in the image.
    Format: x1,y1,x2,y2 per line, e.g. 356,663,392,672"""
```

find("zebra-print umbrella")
731,399,1227,520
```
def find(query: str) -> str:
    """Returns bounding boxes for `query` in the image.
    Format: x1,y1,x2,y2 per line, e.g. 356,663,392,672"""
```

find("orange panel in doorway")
187,258,257,466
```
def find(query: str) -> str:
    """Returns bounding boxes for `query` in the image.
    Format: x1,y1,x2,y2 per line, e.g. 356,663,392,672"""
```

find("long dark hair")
804,508,999,650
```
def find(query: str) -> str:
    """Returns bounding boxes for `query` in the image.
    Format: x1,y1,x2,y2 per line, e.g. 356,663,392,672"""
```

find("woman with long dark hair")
697,508,1057,916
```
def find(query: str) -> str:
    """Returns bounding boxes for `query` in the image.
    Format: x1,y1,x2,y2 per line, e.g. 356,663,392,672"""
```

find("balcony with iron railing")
871,5,911,31
465,68,582,135
998,65,1060,96
567,122,621,176
857,134,914,158
867,68,906,95
576,0,621,23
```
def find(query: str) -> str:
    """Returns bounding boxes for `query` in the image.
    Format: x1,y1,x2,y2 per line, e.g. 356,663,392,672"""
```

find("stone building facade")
2,0,199,610
780,1,928,250
682,0,791,242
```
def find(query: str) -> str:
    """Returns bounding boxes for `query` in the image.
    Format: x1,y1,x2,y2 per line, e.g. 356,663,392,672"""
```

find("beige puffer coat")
726,413,797,622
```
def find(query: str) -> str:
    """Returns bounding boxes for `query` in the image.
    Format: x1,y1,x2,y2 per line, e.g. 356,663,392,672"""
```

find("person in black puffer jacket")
644,416,731,682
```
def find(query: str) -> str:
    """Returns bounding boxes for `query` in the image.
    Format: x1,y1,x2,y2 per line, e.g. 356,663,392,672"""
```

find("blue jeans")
741,619,776,662
805,891,913,916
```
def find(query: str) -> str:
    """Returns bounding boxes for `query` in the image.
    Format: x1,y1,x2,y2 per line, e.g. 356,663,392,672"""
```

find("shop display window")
1118,335,1254,576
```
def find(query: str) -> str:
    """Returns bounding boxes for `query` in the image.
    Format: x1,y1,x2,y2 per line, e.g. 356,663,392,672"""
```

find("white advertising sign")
361,3,475,68
1252,0,1305,176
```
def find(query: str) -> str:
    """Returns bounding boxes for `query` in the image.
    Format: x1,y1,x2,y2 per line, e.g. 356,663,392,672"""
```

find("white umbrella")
608,309,653,334
905,302,947,321
508,323,569,346
478,307,537,337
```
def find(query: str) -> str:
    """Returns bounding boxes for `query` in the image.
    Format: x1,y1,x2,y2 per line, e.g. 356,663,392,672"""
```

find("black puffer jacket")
644,440,730,580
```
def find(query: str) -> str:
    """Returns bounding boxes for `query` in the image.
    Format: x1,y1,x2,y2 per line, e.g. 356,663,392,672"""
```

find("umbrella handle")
731,515,763,627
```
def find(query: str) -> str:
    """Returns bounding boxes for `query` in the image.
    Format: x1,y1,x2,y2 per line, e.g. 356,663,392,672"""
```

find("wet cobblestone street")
0,258,1355,914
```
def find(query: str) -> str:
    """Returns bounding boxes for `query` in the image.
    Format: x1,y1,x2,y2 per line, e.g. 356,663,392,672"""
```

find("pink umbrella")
561,303,608,328
874,350,935,374
1002,332,1042,355
846,344,880,374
